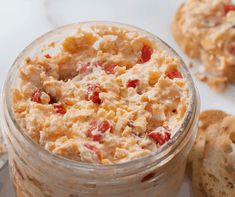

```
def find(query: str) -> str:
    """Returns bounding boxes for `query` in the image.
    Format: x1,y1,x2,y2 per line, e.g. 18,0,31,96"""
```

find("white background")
0,0,234,196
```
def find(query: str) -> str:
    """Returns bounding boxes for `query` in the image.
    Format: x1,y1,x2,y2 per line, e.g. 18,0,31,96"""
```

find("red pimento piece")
141,172,156,182
87,120,112,141
95,60,105,67
96,61,117,75
77,62,90,74
98,120,113,133
84,143,101,160
229,42,235,55
49,96,58,104
85,83,101,104
87,121,102,141
224,4,235,15
164,132,171,141
166,69,183,79
148,131,171,145
140,45,153,63
148,132,165,145
104,63,117,75
31,89,41,103
44,54,51,59
53,104,66,114
127,79,139,88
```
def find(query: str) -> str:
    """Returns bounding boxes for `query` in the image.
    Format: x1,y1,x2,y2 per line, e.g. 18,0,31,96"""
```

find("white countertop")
0,0,234,196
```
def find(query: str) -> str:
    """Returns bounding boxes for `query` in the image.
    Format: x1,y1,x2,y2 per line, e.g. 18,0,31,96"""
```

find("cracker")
188,110,230,197
199,110,228,130
189,127,207,197
201,116,235,197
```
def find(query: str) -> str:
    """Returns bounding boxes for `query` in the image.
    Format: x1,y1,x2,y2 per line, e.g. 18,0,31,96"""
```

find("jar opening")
1,21,199,174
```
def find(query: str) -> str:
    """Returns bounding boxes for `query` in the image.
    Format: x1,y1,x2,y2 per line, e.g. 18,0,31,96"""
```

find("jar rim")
1,21,200,172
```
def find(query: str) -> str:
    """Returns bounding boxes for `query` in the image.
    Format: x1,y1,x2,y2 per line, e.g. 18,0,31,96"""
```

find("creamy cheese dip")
12,25,189,164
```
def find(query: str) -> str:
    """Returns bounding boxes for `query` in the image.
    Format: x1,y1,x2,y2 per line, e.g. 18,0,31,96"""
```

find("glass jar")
1,22,200,197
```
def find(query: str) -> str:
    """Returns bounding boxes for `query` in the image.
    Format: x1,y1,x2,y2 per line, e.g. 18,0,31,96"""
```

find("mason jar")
1,22,200,197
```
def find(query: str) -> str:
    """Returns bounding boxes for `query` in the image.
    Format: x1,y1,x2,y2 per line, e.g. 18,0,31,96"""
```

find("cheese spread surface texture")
12,25,189,164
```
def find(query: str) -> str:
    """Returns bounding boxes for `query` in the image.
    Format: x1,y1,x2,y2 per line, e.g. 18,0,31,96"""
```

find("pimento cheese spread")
172,0,235,91
12,25,189,164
